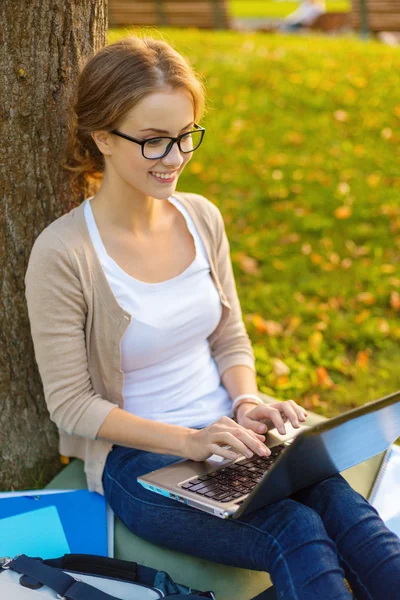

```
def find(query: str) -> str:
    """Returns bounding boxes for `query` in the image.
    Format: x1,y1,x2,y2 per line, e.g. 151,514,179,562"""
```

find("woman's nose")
162,141,185,168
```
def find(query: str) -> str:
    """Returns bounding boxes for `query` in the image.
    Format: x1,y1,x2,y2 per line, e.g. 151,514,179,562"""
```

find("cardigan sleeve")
209,203,256,377
24,229,118,439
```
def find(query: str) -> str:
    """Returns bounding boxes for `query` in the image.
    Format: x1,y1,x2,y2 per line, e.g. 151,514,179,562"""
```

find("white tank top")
84,195,233,428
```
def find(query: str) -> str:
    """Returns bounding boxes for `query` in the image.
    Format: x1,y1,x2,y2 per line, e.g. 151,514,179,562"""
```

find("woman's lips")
149,171,177,183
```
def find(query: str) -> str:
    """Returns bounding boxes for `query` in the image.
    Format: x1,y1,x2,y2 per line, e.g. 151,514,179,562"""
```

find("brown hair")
62,34,207,195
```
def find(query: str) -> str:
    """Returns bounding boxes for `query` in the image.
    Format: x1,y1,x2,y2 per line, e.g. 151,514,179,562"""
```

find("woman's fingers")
279,403,301,428
262,407,287,434
208,444,238,461
287,399,308,421
213,431,269,458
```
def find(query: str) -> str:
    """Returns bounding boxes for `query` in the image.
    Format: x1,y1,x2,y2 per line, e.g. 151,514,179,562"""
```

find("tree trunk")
0,0,108,490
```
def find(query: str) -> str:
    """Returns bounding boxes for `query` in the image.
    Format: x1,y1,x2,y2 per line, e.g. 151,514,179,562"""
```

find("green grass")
229,0,350,18
108,28,400,419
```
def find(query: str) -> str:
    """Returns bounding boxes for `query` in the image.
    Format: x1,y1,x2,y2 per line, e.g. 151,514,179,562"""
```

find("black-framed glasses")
110,123,205,160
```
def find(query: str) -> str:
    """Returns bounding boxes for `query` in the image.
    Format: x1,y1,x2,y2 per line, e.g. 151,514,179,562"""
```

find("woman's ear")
91,131,113,156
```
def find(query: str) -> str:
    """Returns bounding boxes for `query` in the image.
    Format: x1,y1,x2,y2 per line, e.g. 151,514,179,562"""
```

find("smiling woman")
25,33,400,600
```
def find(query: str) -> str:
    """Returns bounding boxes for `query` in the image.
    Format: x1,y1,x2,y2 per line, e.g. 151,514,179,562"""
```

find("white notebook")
369,444,400,538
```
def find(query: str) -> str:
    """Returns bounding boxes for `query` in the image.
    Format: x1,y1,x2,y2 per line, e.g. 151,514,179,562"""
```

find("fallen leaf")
316,366,335,388
272,358,290,376
356,350,370,369
237,253,260,276
390,291,400,311
356,292,376,306
335,206,352,219
355,309,370,324
253,315,284,336
309,331,323,353
334,110,348,122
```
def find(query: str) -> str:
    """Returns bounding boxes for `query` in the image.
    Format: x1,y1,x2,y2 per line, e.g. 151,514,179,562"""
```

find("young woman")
25,35,400,600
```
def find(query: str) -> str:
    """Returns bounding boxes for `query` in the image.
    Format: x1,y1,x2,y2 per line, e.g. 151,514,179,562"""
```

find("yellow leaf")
275,375,290,388
381,264,396,274
285,131,304,146
334,110,348,122
378,319,390,334
190,162,203,174
310,253,323,264
253,315,283,336
337,182,350,195
284,315,302,335
390,291,400,311
272,259,286,270
356,350,370,369
356,292,376,305
381,128,393,140
366,173,381,188
355,309,370,324
309,331,323,353
321,263,335,271
272,170,283,180
316,366,335,388
335,206,352,219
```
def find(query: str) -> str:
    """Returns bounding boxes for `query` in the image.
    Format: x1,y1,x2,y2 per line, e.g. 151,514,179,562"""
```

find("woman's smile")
149,170,178,183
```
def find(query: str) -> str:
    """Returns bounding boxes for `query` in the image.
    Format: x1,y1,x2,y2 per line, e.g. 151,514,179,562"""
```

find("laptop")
138,390,400,519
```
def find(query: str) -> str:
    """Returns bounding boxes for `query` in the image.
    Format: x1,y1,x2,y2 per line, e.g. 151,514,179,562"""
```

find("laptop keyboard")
179,444,287,503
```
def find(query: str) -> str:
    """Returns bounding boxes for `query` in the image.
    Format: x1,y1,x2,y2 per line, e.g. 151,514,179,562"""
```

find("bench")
351,0,400,32
108,0,231,30
309,11,352,31
45,396,385,600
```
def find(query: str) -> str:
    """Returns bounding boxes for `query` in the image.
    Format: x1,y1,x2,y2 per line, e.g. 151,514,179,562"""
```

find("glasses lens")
143,138,171,159
142,130,203,159
179,130,203,153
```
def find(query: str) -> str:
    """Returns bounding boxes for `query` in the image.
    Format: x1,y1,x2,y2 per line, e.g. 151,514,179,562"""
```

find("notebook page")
370,444,400,538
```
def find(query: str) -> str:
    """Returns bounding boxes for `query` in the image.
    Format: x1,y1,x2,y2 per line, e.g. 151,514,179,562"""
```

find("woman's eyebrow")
139,121,194,134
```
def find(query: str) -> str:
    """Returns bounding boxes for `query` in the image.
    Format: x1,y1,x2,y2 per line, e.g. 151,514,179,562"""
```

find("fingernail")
258,447,267,456
279,428,286,435
258,426,265,433
246,450,253,457
294,421,300,427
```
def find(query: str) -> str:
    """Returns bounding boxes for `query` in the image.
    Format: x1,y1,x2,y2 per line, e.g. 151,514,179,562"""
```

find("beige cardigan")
24,191,256,495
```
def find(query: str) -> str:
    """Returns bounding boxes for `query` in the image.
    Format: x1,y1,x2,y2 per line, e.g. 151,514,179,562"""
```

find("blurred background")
107,1,400,418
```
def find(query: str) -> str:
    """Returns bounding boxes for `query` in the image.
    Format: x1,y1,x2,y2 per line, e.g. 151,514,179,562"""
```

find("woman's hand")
236,400,308,435
183,415,270,462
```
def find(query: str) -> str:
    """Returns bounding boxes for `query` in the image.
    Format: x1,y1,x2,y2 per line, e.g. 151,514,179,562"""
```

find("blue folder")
0,506,71,559
0,490,108,556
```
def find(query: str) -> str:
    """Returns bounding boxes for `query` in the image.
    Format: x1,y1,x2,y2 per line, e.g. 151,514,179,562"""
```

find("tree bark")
0,0,107,490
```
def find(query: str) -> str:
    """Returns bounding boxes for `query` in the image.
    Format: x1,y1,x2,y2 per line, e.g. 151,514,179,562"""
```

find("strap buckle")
0,557,12,569
0,555,22,569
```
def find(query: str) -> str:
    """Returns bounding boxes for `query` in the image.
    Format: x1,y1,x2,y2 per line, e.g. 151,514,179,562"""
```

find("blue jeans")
102,444,400,600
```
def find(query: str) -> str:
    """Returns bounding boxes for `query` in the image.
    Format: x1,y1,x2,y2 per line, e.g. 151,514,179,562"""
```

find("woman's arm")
96,407,196,457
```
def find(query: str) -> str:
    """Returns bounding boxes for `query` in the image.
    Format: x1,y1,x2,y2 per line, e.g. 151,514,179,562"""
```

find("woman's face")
100,87,195,199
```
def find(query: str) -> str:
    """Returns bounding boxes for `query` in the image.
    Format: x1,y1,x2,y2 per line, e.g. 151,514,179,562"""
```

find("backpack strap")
2,554,117,600
2,554,215,599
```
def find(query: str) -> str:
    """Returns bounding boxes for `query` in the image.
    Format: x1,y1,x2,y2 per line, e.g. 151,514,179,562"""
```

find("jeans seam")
105,469,299,599
336,546,373,600
301,478,372,600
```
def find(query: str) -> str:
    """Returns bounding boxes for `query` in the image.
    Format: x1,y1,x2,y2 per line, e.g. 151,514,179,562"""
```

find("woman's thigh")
102,444,350,600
